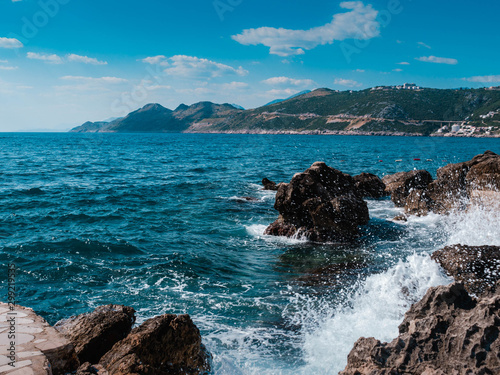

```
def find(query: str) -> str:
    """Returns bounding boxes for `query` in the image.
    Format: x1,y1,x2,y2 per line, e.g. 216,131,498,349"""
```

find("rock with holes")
340,282,500,375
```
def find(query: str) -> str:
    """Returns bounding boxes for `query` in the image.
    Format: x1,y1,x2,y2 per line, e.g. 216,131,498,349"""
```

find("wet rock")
262,177,278,191
99,314,211,375
432,244,500,295
353,173,387,198
382,170,433,207
55,304,136,364
264,162,369,242
395,151,500,215
340,282,500,375
76,362,109,375
353,173,388,198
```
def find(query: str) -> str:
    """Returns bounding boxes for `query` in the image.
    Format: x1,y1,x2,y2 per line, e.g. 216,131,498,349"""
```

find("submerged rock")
262,177,279,191
99,314,211,375
340,282,500,375
264,162,369,242
55,304,136,364
432,244,500,295
353,173,387,198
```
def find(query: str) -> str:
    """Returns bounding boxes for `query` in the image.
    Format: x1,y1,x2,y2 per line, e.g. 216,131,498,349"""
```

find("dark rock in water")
264,162,369,242
353,173,387,198
296,261,367,286
99,314,211,375
22,187,45,195
432,244,500,295
262,177,278,191
382,170,433,207
340,282,500,375
55,304,136,364
239,196,259,202
389,151,500,216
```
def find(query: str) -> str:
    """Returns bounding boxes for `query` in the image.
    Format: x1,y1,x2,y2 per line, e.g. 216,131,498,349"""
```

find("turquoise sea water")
1,133,499,374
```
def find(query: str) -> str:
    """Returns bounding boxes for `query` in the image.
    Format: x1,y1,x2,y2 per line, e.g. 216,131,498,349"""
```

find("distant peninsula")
70,85,500,137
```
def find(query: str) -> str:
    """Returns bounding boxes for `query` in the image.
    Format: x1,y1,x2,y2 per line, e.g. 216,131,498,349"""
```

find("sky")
0,0,499,131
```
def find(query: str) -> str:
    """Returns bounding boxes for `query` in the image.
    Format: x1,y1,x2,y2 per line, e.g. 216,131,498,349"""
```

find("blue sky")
0,0,499,131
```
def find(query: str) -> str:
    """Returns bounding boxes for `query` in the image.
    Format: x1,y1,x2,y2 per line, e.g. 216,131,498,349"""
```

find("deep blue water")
1,133,499,374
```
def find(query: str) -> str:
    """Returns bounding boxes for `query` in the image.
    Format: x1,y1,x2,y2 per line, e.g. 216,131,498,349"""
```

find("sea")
1,133,499,374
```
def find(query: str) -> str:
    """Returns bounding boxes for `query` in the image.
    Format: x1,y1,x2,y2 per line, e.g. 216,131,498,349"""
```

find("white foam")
245,224,308,244
300,254,450,374
444,206,500,246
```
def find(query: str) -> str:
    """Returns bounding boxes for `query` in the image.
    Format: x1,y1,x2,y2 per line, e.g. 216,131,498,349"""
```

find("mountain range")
70,86,500,136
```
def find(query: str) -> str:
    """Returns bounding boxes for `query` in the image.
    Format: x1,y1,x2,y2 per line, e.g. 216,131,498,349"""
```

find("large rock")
382,170,433,207
385,151,500,215
432,244,500,295
55,304,136,364
99,314,210,375
353,173,387,198
264,162,369,242
340,282,500,375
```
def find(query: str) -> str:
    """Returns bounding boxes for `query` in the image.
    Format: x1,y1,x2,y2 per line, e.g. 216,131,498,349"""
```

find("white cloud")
27,52,63,64
140,55,169,66
0,66,18,70
262,76,315,86
0,37,23,49
221,81,249,90
145,84,172,90
462,75,500,83
262,88,299,98
67,54,107,65
334,78,362,87
416,56,458,65
393,68,403,72
397,61,410,65
60,76,128,84
0,59,8,63
232,1,380,56
163,55,248,78
417,41,431,49
354,69,365,72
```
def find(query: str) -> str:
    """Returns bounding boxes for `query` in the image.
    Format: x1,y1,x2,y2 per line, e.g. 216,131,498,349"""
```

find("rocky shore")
2,151,498,374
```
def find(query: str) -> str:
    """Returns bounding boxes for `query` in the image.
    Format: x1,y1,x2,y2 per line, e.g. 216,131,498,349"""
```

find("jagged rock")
99,314,211,375
55,304,136,364
432,244,500,295
395,151,500,215
340,282,500,375
264,162,369,242
382,170,433,207
262,177,278,191
353,173,387,198
76,362,109,375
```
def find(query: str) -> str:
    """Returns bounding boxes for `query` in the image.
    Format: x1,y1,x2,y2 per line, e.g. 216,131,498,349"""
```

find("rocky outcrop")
262,178,278,191
55,304,136,365
340,282,500,375
264,162,369,242
353,173,387,198
99,314,211,375
76,362,109,374
432,244,500,295
384,151,500,215
382,170,433,207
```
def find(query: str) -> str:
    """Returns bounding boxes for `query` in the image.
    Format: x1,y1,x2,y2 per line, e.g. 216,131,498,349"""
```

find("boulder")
393,151,500,215
55,304,136,364
353,173,387,198
340,282,500,375
99,314,211,375
262,177,278,191
432,244,500,295
382,170,433,207
264,162,369,242
76,362,109,375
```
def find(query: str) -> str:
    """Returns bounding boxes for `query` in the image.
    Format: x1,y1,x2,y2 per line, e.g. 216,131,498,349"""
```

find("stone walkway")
0,303,77,375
